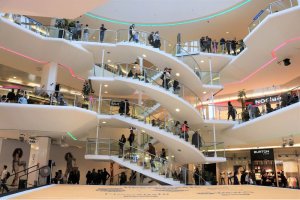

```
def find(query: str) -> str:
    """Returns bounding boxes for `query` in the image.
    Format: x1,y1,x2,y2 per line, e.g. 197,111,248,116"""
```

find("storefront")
216,147,300,188
250,148,276,186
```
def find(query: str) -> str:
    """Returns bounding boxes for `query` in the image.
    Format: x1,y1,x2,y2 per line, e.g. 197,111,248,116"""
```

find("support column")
138,92,143,106
213,124,217,157
27,137,51,187
95,123,100,155
138,57,144,81
41,62,58,92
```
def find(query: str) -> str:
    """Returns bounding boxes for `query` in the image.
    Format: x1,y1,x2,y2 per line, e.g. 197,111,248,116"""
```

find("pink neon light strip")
225,36,300,86
0,45,85,82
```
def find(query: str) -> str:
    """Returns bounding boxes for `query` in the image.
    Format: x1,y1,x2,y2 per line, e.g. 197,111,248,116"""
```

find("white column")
209,58,213,85
213,124,217,157
95,123,100,155
138,57,143,75
27,137,51,187
41,62,58,93
138,92,143,106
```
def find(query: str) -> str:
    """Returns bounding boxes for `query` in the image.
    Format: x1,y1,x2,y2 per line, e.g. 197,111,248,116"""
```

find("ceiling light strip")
67,132,78,141
225,36,300,86
85,0,252,27
0,45,85,82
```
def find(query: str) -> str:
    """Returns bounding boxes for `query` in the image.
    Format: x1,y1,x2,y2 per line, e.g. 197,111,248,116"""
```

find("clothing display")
287,177,298,189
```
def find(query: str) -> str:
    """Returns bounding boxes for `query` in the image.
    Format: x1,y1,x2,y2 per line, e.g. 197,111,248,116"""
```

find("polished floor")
6,185,300,199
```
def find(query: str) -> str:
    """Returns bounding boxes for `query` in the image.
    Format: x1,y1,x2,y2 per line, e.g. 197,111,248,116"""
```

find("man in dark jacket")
192,131,202,149
101,168,110,185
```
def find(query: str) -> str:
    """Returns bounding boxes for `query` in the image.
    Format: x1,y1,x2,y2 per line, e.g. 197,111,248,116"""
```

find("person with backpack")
0,165,10,193
181,121,189,141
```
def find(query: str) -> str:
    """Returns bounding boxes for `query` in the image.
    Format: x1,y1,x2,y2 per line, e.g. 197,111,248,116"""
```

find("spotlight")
283,58,291,66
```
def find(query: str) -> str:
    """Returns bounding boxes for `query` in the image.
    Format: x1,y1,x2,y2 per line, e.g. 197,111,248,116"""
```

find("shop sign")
110,100,121,106
246,95,281,105
251,148,274,161
254,96,281,105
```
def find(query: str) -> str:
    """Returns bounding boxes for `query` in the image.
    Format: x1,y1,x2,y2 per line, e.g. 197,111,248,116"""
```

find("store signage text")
254,96,281,105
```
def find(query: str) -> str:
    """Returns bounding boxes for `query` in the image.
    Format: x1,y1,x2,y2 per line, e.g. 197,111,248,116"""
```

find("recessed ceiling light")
200,60,204,63
175,108,180,112
107,60,111,63
102,121,107,124
175,73,180,77
226,31,229,34
142,54,146,58
104,91,108,94
13,76,16,79
104,84,108,87
203,91,207,94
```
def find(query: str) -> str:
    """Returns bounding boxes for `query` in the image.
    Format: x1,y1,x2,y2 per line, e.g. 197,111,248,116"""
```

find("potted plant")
237,90,249,121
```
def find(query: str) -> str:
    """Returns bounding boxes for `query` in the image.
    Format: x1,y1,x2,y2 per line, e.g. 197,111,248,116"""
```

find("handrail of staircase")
86,138,218,185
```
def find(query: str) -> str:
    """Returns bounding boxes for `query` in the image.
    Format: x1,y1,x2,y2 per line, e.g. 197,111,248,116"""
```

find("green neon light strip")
67,132,78,141
85,0,251,27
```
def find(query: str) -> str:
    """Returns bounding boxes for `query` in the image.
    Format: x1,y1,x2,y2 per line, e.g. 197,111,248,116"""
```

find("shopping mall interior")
0,0,300,199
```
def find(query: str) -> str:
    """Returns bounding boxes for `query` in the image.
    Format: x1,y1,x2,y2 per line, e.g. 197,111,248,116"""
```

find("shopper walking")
129,24,135,42
181,121,189,141
227,101,236,121
147,143,156,172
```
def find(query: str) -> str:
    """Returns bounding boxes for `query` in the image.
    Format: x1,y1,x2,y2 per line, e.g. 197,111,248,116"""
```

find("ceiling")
217,6,300,98
89,0,243,24
0,0,108,19
77,0,273,43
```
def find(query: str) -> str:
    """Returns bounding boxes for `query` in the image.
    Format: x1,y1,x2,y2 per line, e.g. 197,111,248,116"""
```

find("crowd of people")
85,168,110,185
1,89,28,104
1,88,68,106
227,91,299,122
199,36,245,55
